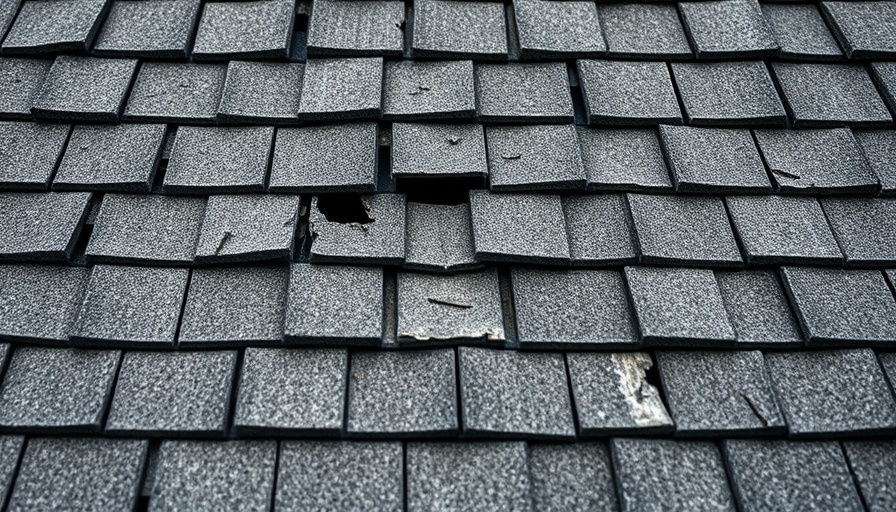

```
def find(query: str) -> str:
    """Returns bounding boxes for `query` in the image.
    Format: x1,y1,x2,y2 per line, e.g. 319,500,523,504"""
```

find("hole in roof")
396,177,485,205
316,194,374,224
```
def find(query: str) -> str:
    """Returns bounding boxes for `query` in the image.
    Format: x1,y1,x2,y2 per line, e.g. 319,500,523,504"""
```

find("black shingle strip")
411,0,508,60
306,0,404,57
513,0,606,59
821,198,896,266
31,56,137,122
528,443,619,512
843,440,896,512
0,58,52,119
577,128,673,192
475,63,573,123
599,3,691,59
191,0,295,61
715,270,804,348
821,1,896,59
123,63,227,125
0,191,91,262
217,61,303,124
308,193,406,265
853,130,896,195
678,0,778,59
485,124,586,191
382,60,476,120
392,122,487,179
92,0,202,59
761,3,842,61
298,57,383,121
404,202,480,273
577,59,681,126
0,265,89,344
562,194,638,266
0,121,71,190
766,349,896,437
1,0,110,54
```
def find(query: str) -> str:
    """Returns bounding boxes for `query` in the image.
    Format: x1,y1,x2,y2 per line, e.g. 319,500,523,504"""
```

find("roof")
0,0,896,510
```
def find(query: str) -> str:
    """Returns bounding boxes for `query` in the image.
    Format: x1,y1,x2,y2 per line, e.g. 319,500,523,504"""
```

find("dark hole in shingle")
317,194,374,224
642,355,671,410
396,177,485,205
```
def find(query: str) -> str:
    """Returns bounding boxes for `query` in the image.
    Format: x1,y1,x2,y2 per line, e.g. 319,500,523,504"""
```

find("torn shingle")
397,269,503,345
86,194,206,265
283,264,383,346
0,348,119,432
192,0,295,60
348,349,457,436
459,347,574,439
626,194,743,267
407,442,531,512
270,123,377,193
577,60,681,126
725,195,842,265
106,351,237,437
276,441,402,512
298,58,383,121
306,0,404,57
562,194,637,265
382,60,476,120
754,128,879,194
194,194,300,264
404,202,479,273
52,123,165,193
761,4,842,60
821,1,896,59
871,62,896,115
658,125,770,193
0,58,52,119
392,123,487,179
71,265,188,348
528,444,619,512
577,128,673,191
469,190,570,265
854,130,896,195
512,269,638,349
771,63,892,127
821,198,896,266
678,0,778,59
724,440,863,511
0,192,91,262
7,438,147,512
670,61,785,126
843,440,896,512
0,436,22,507
179,267,288,346
475,63,573,123
485,124,586,191
151,440,276,511
1,0,109,54
235,348,347,435
625,266,736,346
217,61,303,124
93,0,201,58
0,265,89,343
309,194,406,265
657,350,785,436
164,126,274,194
513,0,605,59
411,0,508,60
611,438,735,512
31,56,137,122
766,349,896,436
0,122,70,190
715,270,803,347
780,267,896,345
123,63,227,124
599,3,691,59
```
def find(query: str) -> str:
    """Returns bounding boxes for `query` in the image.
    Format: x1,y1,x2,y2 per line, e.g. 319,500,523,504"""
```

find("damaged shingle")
31,56,137,122
411,0,508,60
2,0,109,54
0,58,52,119
577,128,673,191
715,270,803,347
821,198,896,265
0,265,90,344
0,192,91,262
382,60,476,120
93,0,202,58
599,3,691,59
192,0,295,60
309,194,406,265
124,63,227,124
513,0,606,59
404,202,479,273
475,63,573,123
306,0,404,57
577,60,682,125
218,61,303,124
298,58,383,121
562,194,638,265
392,123,487,179
0,122,70,190
485,124,586,191
678,0,778,59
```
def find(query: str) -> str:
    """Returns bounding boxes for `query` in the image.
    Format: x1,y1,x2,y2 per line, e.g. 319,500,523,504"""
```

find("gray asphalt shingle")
404,202,479,273
678,0,778,58
32,56,137,122
306,0,404,57
577,128,673,191
0,122,70,190
382,60,476,120
485,124,586,191
393,123,487,179
309,194,406,264
577,59,681,125
528,444,619,512
475,63,573,123
93,0,201,58
822,198,896,265
513,0,605,59
298,58,383,121
124,63,227,124
0,191,91,262
0,436,22,508
761,4,842,60
843,440,896,512
599,3,691,59
0,265,89,343
871,62,896,115
411,0,508,59
217,61,303,124
821,1,896,59
0,58,52,119
192,0,295,60
715,270,803,347
1,0,109,54
562,194,637,265
854,130,896,195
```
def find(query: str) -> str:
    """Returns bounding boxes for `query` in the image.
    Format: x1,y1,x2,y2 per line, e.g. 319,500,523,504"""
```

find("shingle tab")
475,63,573,123
31,56,137,122
407,442,531,512
725,440,863,511
715,270,803,347
0,348,119,432
235,348,347,435
298,58,383,121
348,349,457,436
0,122,70,190
577,60,681,126
1,0,109,54
306,0,404,57
397,269,504,345
123,63,227,124
0,436,22,507
485,124,586,191
93,0,201,58
276,441,403,512
599,3,691,59
821,1,896,59
626,194,742,266
843,440,896,512
151,440,276,511
284,264,383,345
577,128,672,191
53,123,165,192
0,265,89,343
678,0,778,59
0,192,91,262
459,347,574,439
7,438,147,512
772,63,892,127
309,194,406,264
192,0,294,60
218,61,303,124
86,194,206,265
780,267,896,345
754,128,879,194
469,190,570,265
411,0,508,60
404,202,479,273
625,266,736,346
726,195,842,265
106,351,236,437
822,198,896,266
393,123,487,179
658,125,770,193
854,130,896,195
562,194,636,266
611,438,735,512
513,0,605,59
528,443,619,512
761,4,842,60
382,60,476,120
766,349,896,436
569,352,674,435
0,58,52,119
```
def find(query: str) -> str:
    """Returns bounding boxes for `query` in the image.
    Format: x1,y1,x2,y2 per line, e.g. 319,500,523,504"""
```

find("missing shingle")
316,194,374,224
396,177,485,205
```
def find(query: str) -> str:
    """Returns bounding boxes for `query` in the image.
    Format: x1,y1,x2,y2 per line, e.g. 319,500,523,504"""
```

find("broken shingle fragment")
577,60,682,125
678,0,778,58
599,3,691,59
382,60,476,120
475,63,573,123
93,0,202,58
715,270,803,347
577,128,673,191
761,4,842,60
485,124,586,191
217,61,303,124
0,122,70,190
0,58,52,119
31,56,137,122
404,202,479,273
528,444,619,512
0,265,90,344
411,0,508,60
843,440,896,512
309,194,406,265
306,0,404,57
821,198,896,266
0,192,91,262
298,58,383,121
562,194,637,265
192,0,295,60
1,0,109,54
513,0,606,59
821,1,896,59
392,123,487,179
123,63,227,124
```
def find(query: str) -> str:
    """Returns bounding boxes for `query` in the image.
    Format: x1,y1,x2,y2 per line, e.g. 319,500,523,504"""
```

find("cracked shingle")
124,63,227,124
298,58,383,121
218,61,303,124
192,0,295,60
0,191,91,262
485,124,586,191
475,63,573,123
93,0,202,58
577,59,681,125
562,194,637,265
411,0,508,59
678,0,778,58
306,0,404,57
382,60,476,120
32,56,137,122
0,265,89,343
309,194,406,264
577,128,672,191
2,0,109,54
0,121,70,190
